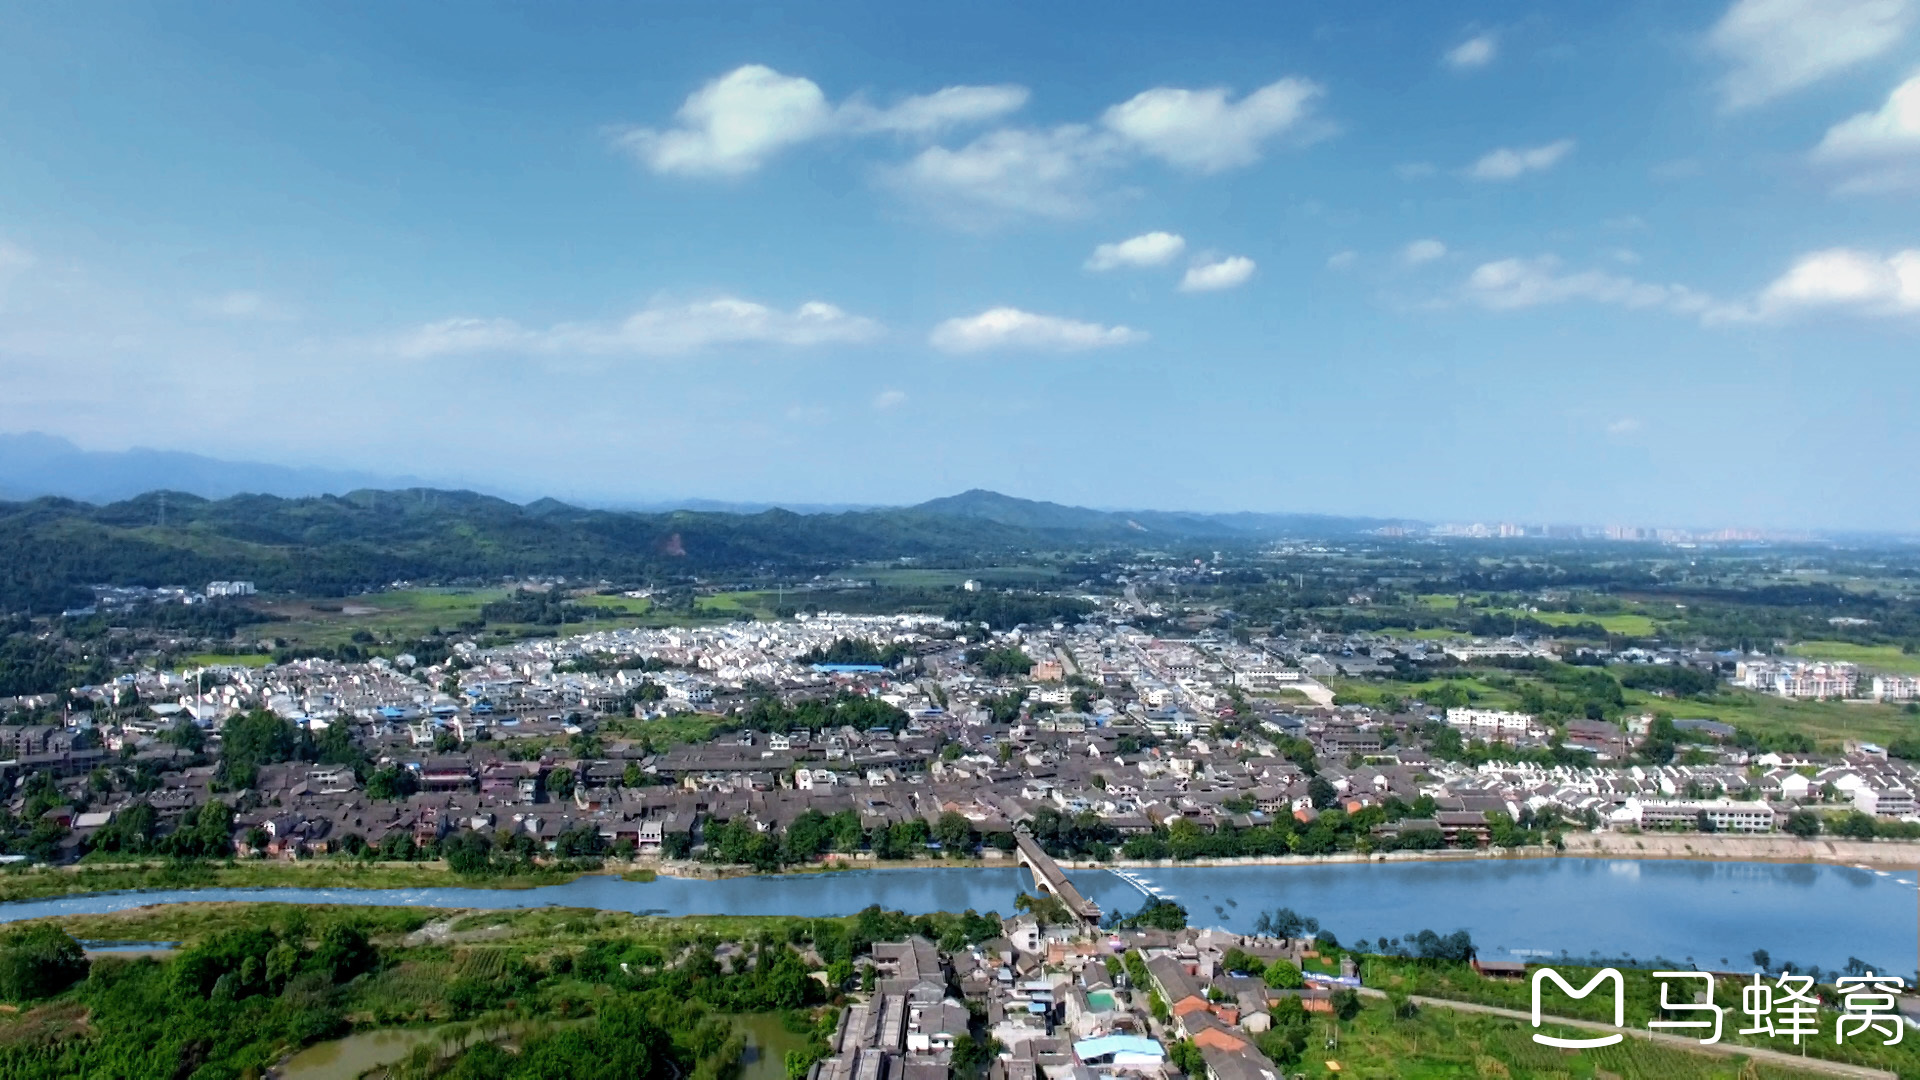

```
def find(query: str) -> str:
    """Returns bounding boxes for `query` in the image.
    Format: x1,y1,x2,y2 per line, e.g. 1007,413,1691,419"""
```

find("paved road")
1355,988,1895,1079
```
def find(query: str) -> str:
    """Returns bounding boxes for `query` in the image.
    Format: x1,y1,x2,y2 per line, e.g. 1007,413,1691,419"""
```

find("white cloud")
1606,418,1644,436
1814,73,1920,161
1755,247,1920,314
928,307,1145,353
1467,248,1920,324
612,65,1027,176
395,317,535,356
1326,250,1359,270
395,297,883,359
1710,0,1914,109
1402,239,1448,265
1466,139,1575,180
872,389,908,411
614,66,835,176
1461,256,1718,315
1395,162,1438,180
882,74,1324,223
887,125,1120,222
1101,77,1323,172
1179,255,1257,292
1445,34,1499,70
1086,231,1187,271
842,85,1030,135
194,291,292,320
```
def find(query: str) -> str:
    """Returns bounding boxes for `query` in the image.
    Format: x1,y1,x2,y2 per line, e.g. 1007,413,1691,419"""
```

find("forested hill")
0,488,1401,613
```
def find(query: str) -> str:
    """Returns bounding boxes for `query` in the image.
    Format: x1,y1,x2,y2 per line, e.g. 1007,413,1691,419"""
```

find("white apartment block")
1733,660,1857,699
1870,675,1920,702
206,580,257,598
1445,708,1536,735
1233,667,1302,687
1852,785,1916,818
1632,798,1776,833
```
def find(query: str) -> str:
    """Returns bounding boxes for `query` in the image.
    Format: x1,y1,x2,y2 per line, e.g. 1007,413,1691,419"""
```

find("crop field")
253,588,515,646
1787,639,1920,675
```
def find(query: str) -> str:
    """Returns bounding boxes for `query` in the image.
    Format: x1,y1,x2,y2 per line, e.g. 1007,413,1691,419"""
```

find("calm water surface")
8,860,1912,971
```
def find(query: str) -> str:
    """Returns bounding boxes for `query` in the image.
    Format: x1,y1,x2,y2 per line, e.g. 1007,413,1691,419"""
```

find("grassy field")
0,858,587,904
695,590,779,618
602,715,722,746
1326,674,1528,711
254,587,516,646
1789,639,1920,675
1294,1001,1828,1080
183,652,273,668
1628,687,1920,749
837,563,1058,588
1414,593,1482,610
1402,596,1661,636
254,585,775,648
578,594,654,615
1252,687,1316,704
1493,608,1661,636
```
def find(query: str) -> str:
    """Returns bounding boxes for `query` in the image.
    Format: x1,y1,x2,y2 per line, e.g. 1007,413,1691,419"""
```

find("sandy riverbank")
664,834,1920,880
2,834,1912,905
1038,833,1920,873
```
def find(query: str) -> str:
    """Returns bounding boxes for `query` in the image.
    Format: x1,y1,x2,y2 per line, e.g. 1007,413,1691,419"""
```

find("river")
8,860,1912,972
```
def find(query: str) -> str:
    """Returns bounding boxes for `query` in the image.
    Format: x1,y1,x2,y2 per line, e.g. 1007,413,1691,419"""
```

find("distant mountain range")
913,488,1403,540
0,431,1404,533
0,432,424,504
0,445,1414,613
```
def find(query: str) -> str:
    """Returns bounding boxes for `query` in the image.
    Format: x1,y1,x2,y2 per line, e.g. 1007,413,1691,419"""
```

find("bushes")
0,924,87,1001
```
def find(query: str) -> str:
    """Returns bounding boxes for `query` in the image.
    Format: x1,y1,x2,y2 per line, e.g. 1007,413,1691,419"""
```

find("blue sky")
1,1,1917,529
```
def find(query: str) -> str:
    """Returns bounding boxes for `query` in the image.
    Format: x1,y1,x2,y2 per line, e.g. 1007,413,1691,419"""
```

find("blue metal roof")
1074,1036,1164,1062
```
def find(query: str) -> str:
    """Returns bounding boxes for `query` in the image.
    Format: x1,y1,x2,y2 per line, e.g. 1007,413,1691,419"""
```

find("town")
7,576,1917,872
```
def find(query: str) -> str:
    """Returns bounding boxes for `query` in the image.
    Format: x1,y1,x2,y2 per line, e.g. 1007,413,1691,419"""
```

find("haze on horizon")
0,2,1916,531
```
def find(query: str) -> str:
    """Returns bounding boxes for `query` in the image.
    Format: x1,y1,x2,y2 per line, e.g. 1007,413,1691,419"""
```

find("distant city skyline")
0,2,1917,529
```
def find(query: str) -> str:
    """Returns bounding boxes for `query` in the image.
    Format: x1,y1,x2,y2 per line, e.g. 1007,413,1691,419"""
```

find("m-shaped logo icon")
1531,967,1625,1048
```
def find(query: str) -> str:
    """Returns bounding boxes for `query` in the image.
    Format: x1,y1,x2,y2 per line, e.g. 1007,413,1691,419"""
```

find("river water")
8,860,1912,972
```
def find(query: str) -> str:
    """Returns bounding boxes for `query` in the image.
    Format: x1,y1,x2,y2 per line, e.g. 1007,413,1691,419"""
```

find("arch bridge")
1013,833,1102,926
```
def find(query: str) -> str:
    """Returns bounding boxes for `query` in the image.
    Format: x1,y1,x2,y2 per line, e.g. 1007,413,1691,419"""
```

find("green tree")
546,767,576,799
1784,810,1821,838
0,924,87,1001
934,811,976,854
218,709,302,788
1307,775,1338,809
1012,892,1072,927
1264,959,1304,990
163,717,205,752
365,765,418,801
443,829,494,874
